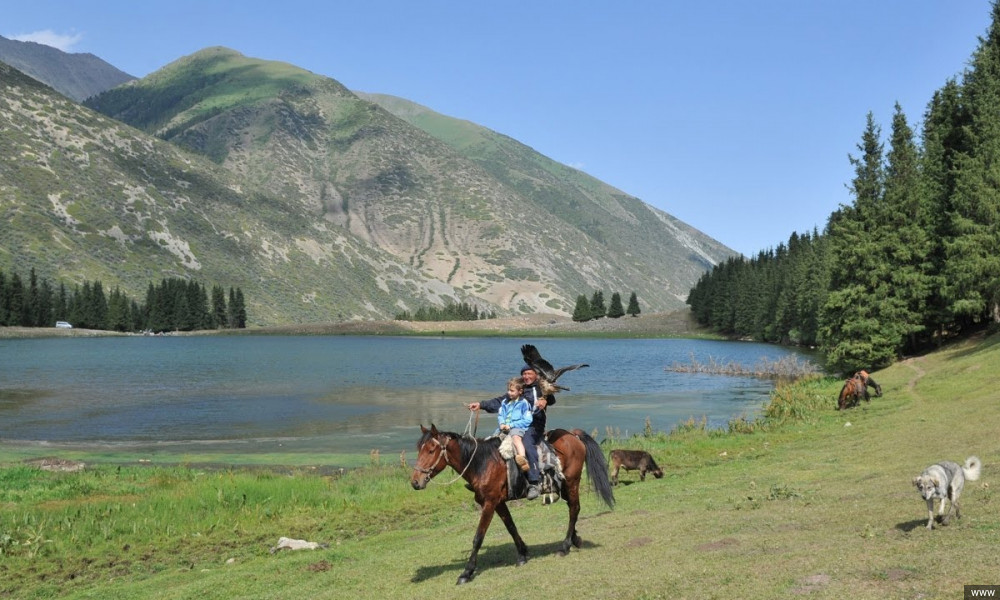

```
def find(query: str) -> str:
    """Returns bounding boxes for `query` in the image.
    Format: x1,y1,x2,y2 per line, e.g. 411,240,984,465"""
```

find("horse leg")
559,483,582,554
458,502,496,584
494,501,529,566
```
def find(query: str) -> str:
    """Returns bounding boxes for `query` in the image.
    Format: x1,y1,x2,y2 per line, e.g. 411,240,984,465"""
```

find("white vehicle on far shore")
55,321,73,329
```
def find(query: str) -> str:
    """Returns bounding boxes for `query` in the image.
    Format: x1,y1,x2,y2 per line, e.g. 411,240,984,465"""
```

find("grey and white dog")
912,456,982,530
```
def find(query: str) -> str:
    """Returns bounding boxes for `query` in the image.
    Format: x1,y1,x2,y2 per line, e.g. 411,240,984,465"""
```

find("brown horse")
410,424,615,584
837,370,883,410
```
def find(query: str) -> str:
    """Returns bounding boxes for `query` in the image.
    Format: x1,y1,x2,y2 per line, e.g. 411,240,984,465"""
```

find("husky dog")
912,456,982,530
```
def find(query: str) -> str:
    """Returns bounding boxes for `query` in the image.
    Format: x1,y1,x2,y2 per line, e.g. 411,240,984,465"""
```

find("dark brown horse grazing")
410,424,615,584
837,370,883,410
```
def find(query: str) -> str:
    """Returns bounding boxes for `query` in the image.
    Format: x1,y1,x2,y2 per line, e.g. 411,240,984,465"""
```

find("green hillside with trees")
687,3,1000,374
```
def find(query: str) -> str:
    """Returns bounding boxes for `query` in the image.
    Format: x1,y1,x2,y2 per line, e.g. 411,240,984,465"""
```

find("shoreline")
0,309,714,340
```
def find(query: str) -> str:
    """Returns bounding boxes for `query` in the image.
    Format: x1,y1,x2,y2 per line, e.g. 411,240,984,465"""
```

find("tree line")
394,302,496,322
687,4,1000,374
0,267,247,332
572,291,640,322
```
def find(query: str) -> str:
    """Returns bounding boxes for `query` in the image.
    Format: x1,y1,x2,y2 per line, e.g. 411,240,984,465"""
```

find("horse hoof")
457,575,474,585
516,556,528,567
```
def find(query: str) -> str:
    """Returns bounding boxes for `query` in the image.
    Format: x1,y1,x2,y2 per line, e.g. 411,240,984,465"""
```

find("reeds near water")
666,353,821,381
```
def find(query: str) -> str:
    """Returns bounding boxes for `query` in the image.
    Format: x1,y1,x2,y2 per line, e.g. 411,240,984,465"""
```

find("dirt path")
899,356,927,401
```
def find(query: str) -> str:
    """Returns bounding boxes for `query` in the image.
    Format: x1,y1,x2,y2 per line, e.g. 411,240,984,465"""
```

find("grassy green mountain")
84,48,736,317
0,35,135,102
0,61,472,325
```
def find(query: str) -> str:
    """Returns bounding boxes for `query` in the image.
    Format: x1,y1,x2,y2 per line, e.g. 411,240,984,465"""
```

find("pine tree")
821,113,894,372
228,287,237,329
55,282,68,323
921,79,972,338
589,291,606,319
25,268,39,327
91,281,108,330
572,294,591,322
944,2,1000,325
107,287,131,332
607,292,625,318
36,278,53,328
211,285,228,329
0,269,7,325
145,282,161,332
882,102,932,352
626,291,640,317
233,287,247,328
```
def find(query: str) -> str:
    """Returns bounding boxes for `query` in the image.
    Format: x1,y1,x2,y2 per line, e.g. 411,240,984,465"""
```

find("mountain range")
0,40,737,326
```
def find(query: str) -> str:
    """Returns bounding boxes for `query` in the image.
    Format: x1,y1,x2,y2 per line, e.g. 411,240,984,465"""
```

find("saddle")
500,437,564,504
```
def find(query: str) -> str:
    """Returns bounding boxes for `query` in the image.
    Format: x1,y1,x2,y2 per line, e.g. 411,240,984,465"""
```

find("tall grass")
666,353,821,380
0,463,447,598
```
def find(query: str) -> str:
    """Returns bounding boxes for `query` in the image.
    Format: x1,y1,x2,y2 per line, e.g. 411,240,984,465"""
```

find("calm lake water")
0,336,816,458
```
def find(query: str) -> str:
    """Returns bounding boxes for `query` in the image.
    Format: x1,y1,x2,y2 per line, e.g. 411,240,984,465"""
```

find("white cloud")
7,30,84,52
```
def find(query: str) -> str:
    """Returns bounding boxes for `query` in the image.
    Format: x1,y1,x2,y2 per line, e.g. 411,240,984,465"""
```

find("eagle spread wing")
520,344,589,390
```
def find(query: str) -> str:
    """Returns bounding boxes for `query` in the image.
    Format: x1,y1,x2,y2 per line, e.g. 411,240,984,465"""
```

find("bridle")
414,430,478,485
414,435,449,475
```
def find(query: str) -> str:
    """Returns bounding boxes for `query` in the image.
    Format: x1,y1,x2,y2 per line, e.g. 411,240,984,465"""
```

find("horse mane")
455,434,503,477
419,428,502,478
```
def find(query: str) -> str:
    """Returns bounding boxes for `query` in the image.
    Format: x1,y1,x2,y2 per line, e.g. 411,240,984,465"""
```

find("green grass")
2,333,999,598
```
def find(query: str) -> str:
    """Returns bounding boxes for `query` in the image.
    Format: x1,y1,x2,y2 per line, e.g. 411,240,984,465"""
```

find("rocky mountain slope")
0,61,469,325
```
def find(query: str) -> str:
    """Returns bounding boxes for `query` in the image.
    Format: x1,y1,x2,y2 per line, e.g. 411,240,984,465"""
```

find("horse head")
411,424,451,490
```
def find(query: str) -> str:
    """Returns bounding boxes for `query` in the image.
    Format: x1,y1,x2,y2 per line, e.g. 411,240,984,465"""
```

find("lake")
0,336,816,458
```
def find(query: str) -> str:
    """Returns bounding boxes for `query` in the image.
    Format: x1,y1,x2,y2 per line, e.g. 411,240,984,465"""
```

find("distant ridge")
0,35,135,101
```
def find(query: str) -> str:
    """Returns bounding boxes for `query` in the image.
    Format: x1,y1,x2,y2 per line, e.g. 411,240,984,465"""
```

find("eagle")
520,344,589,392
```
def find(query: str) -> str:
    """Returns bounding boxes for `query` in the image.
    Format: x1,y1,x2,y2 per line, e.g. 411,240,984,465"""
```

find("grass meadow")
2,333,998,599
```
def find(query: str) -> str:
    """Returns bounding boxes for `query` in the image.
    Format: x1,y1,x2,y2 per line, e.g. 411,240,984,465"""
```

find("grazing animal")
410,424,614,584
609,449,663,485
855,370,882,398
837,370,882,410
520,344,589,391
912,456,981,530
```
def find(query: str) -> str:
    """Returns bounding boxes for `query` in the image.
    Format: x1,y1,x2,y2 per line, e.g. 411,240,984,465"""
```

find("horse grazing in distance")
837,370,883,410
410,424,615,584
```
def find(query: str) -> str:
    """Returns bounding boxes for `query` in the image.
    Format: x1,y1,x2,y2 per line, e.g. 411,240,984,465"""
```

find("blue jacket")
496,394,533,431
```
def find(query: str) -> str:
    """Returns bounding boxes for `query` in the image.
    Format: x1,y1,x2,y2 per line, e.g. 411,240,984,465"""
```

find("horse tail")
572,429,615,509
837,381,849,410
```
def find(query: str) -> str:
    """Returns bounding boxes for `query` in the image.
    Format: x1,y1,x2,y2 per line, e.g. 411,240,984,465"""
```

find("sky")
4,1,995,257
